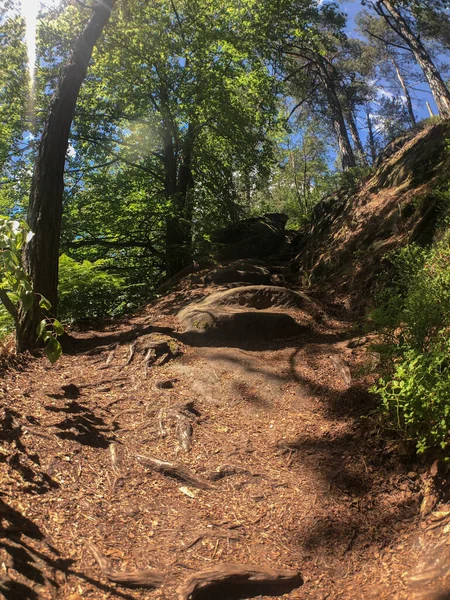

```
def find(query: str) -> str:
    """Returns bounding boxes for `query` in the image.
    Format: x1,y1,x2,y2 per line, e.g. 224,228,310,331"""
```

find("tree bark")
17,0,116,351
366,108,377,164
390,53,416,126
164,123,195,278
318,60,356,170
345,109,368,166
376,0,450,117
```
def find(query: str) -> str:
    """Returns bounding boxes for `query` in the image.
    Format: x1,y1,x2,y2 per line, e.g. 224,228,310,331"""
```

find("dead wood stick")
86,541,165,588
176,563,303,599
136,455,214,490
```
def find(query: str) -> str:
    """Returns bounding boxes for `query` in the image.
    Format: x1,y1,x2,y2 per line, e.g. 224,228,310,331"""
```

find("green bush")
58,254,127,322
373,335,450,454
371,233,450,453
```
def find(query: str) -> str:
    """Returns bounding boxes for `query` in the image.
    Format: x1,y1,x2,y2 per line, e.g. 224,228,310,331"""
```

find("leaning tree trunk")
345,109,368,166
390,53,416,126
378,0,450,118
324,83,356,169
366,108,377,165
17,0,116,351
316,57,356,171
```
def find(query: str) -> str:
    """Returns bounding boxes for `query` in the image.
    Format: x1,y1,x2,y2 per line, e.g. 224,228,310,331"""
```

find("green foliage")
371,232,450,453
247,116,335,227
58,254,127,322
373,335,450,454
0,216,63,361
330,165,374,195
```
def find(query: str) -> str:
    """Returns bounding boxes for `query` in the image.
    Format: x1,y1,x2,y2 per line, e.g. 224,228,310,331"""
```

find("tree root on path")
86,541,166,588
176,563,303,600
136,455,214,489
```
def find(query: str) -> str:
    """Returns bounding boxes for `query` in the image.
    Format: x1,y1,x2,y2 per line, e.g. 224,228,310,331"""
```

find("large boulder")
212,213,288,260
178,285,321,343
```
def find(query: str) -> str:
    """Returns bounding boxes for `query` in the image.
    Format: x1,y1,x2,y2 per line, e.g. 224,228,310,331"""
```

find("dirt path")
1,280,450,599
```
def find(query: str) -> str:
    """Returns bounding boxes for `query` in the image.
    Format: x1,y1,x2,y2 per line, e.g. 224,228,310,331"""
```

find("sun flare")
20,0,39,90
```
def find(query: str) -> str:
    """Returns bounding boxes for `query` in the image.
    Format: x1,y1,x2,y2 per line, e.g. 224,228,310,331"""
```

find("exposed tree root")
157,401,199,451
176,563,303,600
86,541,166,588
136,455,214,489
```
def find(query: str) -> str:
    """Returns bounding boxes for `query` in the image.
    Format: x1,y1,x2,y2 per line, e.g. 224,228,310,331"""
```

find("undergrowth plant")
0,217,63,362
58,254,127,322
371,231,450,454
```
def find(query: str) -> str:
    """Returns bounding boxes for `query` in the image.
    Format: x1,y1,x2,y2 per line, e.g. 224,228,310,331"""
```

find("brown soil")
1,277,450,600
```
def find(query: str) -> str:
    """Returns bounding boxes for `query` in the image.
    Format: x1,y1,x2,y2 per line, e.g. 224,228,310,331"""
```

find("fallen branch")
176,564,303,599
136,455,214,490
86,541,165,588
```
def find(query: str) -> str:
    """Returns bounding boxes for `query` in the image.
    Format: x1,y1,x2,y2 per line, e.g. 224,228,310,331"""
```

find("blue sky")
331,0,445,120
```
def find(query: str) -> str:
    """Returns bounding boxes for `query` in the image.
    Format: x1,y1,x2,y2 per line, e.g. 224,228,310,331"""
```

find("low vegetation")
371,226,450,454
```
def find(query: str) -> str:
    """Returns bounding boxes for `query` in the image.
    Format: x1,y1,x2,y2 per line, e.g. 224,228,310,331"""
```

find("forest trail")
1,268,450,600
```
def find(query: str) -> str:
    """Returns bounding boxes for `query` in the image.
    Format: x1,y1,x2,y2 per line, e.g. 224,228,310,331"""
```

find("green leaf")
20,289,33,312
36,319,47,339
39,295,52,311
52,319,64,336
44,337,62,364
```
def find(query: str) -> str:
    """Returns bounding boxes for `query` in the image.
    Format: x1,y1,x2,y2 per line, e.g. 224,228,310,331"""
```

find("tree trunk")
17,0,116,351
366,108,377,165
390,53,416,126
345,109,368,166
377,0,450,117
317,58,356,171
164,124,195,278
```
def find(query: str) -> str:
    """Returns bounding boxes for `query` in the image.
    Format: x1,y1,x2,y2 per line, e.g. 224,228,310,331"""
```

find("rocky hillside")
289,120,450,311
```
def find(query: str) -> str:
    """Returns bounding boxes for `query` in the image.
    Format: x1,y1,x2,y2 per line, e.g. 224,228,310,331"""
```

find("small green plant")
0,216,63,362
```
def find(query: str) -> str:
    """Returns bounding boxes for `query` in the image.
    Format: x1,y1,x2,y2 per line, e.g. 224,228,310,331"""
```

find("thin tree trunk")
389,53,416,126
345,109,368,166
377,0,450,117
17,0,116,351
366,108,377,164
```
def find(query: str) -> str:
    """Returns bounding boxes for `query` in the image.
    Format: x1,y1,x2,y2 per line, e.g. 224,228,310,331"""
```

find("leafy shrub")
58,254,127,322
371,232,450,453
373,335,450,454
